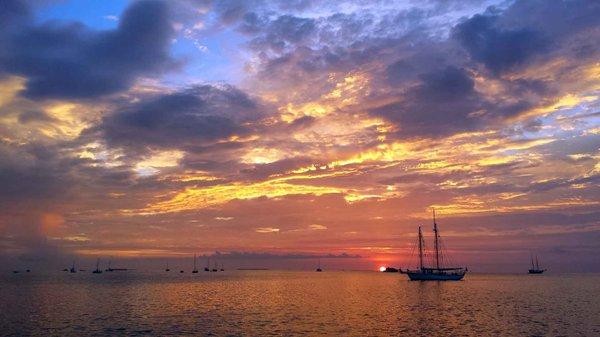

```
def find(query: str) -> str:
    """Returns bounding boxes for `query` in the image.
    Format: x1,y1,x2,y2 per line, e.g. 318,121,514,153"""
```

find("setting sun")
379,266,387,272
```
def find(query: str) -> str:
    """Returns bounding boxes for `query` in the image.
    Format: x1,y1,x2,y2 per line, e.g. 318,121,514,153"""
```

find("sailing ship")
70,261,77,273
316,258,322,272
528,255,546,274
204,258,210,272
211,261,218,272
92,258,103,274
220,263,224,272
401,210,467,281
192,254,199,273
165,261,170,272
105,259,114,272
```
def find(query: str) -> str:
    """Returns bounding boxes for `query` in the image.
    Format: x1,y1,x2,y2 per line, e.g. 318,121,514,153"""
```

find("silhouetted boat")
26,269,30,273
529,255,546,274
62,268,69,272
204,257,210,272
92,258,103,274
316,258,322,272
165,262,170,272
220,263,224,272
192,254,199,273
402,210,466,281
105,259,114,272
70,261,76,273
180,270,184,273
12,270,19,274
211,261,218,272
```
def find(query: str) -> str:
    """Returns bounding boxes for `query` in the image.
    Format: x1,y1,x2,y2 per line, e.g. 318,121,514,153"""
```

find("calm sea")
1,271,599,336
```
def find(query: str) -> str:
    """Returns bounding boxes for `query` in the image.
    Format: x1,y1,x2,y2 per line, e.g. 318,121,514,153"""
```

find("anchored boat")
192,254,199,273
402,210,467,281
92,258,103,274
528,255,546,274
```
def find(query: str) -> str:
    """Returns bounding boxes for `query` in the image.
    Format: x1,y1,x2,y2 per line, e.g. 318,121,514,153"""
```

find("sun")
379,266,386,272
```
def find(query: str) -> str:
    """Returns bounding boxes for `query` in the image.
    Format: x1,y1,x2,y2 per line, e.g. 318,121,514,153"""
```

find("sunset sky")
0,0,598,272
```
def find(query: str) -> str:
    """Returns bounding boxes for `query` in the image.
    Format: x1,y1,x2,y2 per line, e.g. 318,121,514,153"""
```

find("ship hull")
528,269,545,274
406,271,465,281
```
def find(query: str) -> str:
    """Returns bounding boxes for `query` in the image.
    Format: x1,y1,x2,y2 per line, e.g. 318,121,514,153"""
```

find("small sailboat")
165,261,170,272
402,210,466,281
70,261,77,273
105,259,114,272
528,255,546,274
211,261,218,272
220,263,224,272
316,258,322,272
92,258,103,274
204,257,210,272
192,254,199,273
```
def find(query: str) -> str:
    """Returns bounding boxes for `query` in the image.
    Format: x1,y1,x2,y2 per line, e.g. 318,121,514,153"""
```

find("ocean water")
1,271,599,336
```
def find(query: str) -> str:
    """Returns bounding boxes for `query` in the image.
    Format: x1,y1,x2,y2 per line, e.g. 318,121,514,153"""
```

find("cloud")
0,0,176,99
453,0,600,74
372,66,484,137
309,224,327,230
97,84,259,152
17,110,55,124
212,251,361,259
255,227,280,233
452,14,549,74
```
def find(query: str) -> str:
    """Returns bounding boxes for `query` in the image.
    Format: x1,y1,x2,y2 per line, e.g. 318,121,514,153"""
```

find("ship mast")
531,255,535,269
433,209,440,270
535,256,539,270
418,226,424,270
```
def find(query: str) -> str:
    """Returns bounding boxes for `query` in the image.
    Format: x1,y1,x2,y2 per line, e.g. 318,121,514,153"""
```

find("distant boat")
220,263,224,272
402,210,466,281
211,261,218,272
316,258,322,272
12,270,19,274
180,270,184,273
26,269,30,273
204,257,210,272
70,261,77,273
528,255,546,274
105,259,114,272
382,267,399,273
165,261,170,272
192,254,199,273
62,268,69,272
92,258,103,274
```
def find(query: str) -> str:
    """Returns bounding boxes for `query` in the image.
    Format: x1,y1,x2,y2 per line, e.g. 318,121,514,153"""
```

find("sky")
0,0,598,272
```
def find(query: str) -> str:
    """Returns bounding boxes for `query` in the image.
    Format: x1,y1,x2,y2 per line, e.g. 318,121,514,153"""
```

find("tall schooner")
402,209,467,281
528,255,545,274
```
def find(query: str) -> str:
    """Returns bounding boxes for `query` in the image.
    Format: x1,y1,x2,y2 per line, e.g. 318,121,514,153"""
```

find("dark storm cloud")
0,0,176,99
452,14,549,74
0,147,70,205
452,0,600,74
98,85,259,151
372,66,483,137
0,0,29,25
